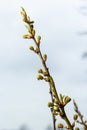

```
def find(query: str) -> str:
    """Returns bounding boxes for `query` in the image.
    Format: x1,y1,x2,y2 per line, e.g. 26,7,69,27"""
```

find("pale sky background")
0,0,87,130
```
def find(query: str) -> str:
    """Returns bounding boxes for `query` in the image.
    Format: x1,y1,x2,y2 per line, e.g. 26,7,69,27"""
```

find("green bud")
37,75,43,80
54,99,59,104
27,16,30,22
23,34,32,39
43,71,49,76
29,46,34,51
35,47,39,54
72,122,75,127
31,29,35,37
75,127,80,130
52,110,58,115
57,123,64,128
73,114,78,120
38,69,43,73
21,7,27,22
43,54,47,62
48,102,54,107
65,126,70,129
25,25,31,33
37,35,41,44
54,106,59,111
21,7,26,14
64,96,71,105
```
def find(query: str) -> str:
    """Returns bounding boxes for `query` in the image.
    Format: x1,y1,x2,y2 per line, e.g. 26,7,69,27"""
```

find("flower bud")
72,122,75,127
21,7,27,22
48,102,54,107
64,96,71,105
75,127,80,130
37,75,43,80
27,16,30,22
29,46,34,51
73,114,78,120
35,48,39,54
38,69,43,73
23,34,32,39
52,110,58,115
65,126,70,129
57,123,64,128
43,71,49,76
54,106,59,111
25,25,31,33
54,99,59,104
31,29,35,37
37,35,41,44
43,54,47,62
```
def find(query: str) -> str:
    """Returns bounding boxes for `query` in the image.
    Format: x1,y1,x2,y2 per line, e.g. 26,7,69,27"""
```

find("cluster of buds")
29,35,42,54
73,100,87,129
37,68,50,82
55,94,71,109
57,122,75,129
29,46,40,54
59,94,71,107
48,95,70,109
21,7,43,61
47,93,71,124
48,101,59,116
57,122,76,129
21,8,42,56
21,7,35,39
21,7,27,22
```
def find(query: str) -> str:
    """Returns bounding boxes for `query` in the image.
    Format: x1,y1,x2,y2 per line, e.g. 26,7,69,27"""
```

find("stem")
50,91,56,130
84,125,87,130
52,113,56,130
33,37,58,130
33,37,60,101
62,108,73,130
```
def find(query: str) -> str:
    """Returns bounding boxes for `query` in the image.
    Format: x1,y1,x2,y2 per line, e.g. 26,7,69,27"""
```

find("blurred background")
0,0,87,130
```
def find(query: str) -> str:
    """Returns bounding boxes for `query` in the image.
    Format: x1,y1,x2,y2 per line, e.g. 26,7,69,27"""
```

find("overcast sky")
0,0,87,130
